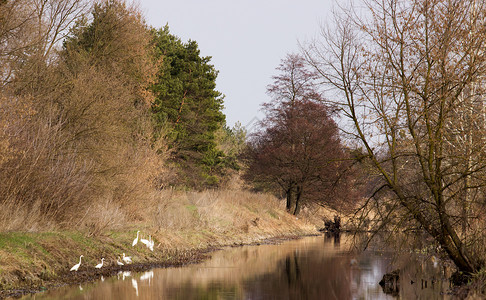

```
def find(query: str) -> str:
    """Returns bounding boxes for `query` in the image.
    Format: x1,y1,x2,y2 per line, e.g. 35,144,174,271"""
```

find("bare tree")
267,53,322,105
303,0,486,275
0,0,89,86
0,0,37,85
32,0,89,58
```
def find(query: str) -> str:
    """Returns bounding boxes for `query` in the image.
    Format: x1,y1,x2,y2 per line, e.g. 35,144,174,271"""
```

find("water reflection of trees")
243,249,352,299
325,232,341,247
26,236,394,300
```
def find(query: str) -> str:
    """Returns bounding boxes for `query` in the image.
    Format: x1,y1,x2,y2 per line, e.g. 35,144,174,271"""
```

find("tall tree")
303,0,486,275
244,55,347,215
41,0,158,218
151,26,226,187
245,100,344,215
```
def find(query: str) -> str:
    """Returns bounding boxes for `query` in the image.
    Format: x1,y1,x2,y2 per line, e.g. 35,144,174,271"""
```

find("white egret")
122,253,132,264
132,230,140,246
148,236,154,252
116,257,124,266
141,235,154,251
70,255,83,272
95,258,105,269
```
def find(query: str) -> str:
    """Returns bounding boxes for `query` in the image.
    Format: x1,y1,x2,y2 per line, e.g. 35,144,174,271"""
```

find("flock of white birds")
70,230,154,272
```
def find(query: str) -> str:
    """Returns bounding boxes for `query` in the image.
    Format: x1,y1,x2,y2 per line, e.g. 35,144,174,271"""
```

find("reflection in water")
117,270,131,281
18,235,451,300
132,278,139,296
140,270,154,285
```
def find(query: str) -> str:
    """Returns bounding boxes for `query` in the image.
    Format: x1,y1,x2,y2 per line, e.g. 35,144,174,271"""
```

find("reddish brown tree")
244,54,349,214
245,100,345,215
266,53,322,105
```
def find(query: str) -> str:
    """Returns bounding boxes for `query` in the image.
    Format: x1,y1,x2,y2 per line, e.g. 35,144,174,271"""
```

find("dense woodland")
4,0,486,290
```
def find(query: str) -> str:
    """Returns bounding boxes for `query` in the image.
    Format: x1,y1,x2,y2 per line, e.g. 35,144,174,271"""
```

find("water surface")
20,234,451,299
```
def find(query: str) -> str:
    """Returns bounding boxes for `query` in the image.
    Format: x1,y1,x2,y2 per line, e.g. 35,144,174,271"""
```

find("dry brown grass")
137,187,333,253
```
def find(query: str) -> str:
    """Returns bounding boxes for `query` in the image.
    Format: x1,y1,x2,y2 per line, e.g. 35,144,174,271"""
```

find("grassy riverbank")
0,189,333,298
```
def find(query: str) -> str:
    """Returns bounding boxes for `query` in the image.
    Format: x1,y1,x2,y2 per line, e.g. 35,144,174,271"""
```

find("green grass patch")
267,210,279,219
185,204,197,212
242,203,259,214
0,232,37,249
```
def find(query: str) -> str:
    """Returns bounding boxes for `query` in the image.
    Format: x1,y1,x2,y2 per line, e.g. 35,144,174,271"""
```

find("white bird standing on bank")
70,255,83,272
132,230,140,246
95,258,105,269
141,235,154,251
148,235,154,252
122,253,132,264
140,235,149,247
117,257,124,266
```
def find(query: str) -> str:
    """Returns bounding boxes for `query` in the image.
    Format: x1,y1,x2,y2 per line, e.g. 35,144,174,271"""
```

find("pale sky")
139,0,333,130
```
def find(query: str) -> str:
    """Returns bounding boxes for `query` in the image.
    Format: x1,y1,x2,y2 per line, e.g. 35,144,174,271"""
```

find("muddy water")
19,234,451,299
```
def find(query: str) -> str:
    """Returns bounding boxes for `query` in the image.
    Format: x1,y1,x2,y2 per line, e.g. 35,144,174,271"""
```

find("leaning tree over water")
304,0,486,275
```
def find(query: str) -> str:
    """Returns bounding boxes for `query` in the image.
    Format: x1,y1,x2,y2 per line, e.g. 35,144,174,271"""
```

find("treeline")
0,0,242,231
0,0,360,233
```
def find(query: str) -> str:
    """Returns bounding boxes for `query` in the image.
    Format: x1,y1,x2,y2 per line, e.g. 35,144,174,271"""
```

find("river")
19,234,452,299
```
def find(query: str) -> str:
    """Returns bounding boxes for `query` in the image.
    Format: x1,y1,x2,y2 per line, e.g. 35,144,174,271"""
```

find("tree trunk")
286,186,293,212
293,186,302,215
437,231,477,275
